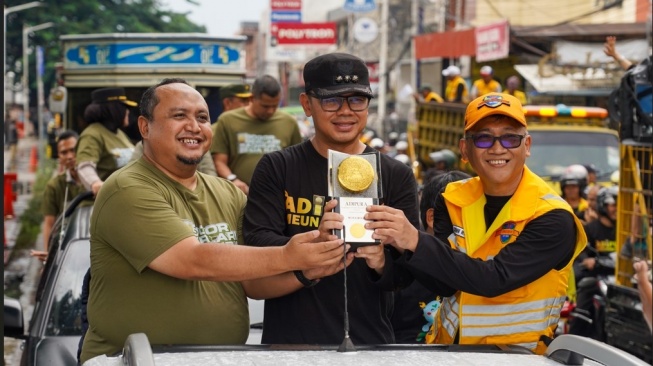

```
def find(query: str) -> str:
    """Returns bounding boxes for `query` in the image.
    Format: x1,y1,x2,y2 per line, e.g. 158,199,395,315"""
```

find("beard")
177,154,203,166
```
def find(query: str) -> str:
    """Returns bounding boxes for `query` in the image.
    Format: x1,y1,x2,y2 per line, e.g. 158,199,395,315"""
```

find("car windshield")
45,239,90,336
527,130,619,180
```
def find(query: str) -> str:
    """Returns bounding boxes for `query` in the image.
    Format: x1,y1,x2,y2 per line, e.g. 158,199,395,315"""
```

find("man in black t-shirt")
392,171,471,343
569,186,617,339
243,53,420,345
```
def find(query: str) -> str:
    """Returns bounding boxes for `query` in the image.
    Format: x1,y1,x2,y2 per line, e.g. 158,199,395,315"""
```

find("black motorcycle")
568,251,616,341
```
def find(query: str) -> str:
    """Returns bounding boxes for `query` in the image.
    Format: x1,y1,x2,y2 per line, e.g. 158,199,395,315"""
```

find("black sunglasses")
309,95,370,112
465,133,526,149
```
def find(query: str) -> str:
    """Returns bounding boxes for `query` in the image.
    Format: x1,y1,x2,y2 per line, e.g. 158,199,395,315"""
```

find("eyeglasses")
466,133,526,149
310,95,370,112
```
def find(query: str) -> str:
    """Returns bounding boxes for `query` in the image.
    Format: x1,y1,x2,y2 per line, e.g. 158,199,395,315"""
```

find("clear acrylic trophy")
327,149,383,251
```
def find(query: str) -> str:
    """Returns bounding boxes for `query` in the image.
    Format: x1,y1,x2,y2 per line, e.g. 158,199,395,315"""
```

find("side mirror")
4,297,26,339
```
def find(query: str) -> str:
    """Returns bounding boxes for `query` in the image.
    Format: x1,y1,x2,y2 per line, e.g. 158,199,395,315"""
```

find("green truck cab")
52,33,247,136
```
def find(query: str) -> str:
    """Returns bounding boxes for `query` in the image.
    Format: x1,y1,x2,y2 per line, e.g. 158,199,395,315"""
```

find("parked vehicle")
569,253,616,341
4,192,94,366
53,33,248,139
555,299,576,337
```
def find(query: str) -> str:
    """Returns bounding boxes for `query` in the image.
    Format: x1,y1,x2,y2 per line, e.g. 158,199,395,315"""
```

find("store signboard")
271,11,302,23
475,20,509,62
343,0,376,13
271,22,337,45
271,0,302,11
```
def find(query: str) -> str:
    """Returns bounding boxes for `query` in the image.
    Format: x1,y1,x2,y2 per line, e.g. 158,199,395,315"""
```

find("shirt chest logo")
497,221,519,244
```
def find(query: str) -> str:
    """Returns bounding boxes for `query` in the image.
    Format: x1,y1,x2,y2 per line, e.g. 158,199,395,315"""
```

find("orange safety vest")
504,90,528,105
425,91,444,103
444,76,469,103
425,167,586,354
472,79,502,97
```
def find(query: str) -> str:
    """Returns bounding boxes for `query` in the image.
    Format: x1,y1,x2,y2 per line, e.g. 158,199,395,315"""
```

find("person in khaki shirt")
76,87,136,196
30,130,85,262
211,75,301,195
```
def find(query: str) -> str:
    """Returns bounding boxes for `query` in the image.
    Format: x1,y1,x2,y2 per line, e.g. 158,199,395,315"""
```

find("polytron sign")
272,22,337,45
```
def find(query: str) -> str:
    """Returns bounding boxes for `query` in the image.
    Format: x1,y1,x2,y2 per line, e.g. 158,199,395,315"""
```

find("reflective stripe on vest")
433,167,587,354
448,232,466,253
461,296,566,337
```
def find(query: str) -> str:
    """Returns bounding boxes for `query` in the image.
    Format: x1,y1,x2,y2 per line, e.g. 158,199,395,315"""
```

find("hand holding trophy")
328,149,383,251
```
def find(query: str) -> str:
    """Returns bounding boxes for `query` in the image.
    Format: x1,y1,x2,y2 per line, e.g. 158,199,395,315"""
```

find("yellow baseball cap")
464,93,526,132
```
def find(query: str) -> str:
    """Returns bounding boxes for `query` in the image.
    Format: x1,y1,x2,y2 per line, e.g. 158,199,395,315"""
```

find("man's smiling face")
460,116,531,196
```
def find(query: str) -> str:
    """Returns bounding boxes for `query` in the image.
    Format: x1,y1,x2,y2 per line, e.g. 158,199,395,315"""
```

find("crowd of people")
29,38,651,364
414,64,528,105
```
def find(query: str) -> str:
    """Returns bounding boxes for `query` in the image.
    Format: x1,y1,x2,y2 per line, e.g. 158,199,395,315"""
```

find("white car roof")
83,334,648,366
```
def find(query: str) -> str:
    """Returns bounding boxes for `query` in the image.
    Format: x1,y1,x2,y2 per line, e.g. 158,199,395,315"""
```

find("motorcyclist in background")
422,149,458,184
560,164,589,221
568,186,618,339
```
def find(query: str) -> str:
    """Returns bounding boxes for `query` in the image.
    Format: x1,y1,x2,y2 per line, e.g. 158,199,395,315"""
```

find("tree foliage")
4,0,206,106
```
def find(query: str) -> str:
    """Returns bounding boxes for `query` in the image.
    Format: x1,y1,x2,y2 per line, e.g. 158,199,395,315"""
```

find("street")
4,137,43,366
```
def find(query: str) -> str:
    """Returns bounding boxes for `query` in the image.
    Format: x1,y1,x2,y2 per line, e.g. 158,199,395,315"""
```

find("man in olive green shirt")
211,75,301,195
31,130,85,262
80,78,344,363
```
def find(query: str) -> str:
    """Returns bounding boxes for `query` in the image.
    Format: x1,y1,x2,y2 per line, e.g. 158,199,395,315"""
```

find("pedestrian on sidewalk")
5,107,20,171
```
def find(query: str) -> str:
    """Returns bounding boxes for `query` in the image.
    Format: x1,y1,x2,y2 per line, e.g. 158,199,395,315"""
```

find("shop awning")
514,64,618,96
414,28,475,59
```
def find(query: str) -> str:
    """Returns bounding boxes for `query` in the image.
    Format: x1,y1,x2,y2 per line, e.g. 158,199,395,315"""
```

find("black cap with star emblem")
303,53,373,98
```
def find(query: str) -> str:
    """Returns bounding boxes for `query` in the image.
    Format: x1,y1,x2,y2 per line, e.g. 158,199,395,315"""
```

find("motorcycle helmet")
596,185,618,218
560,164,588,198
370,138,385,149
395,140,408,152
394,153,411,166
429,149,457,170
610,170,620,185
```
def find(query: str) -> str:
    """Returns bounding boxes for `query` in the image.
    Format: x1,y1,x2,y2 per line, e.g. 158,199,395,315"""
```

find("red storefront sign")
366,61,379,83
271,22,337,45
475,20,510,62
271,0,302,11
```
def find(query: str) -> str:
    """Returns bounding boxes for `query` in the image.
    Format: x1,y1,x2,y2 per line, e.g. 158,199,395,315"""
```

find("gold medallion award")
337,156,375,193
349,223,367,239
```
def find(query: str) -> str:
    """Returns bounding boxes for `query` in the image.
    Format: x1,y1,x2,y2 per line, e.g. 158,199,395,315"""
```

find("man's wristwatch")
226,174,237,182
294,270,319,287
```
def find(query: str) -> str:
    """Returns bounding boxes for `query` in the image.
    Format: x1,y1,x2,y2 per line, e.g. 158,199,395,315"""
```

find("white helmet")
394,154,410,165
560,164,588,197
395,141,408,151
560,164,588,185
610,170,620,185
370,138,384,149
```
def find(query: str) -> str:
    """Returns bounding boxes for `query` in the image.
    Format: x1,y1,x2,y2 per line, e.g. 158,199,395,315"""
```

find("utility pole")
410,0,419,127
22,22,53,137
4,2,43,122
377,0,389,139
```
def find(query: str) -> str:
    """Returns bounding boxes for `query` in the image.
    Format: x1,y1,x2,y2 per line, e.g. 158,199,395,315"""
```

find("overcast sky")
162,0,269,37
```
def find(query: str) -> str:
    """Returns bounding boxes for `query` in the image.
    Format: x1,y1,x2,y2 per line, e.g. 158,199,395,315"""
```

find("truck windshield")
527,130,620,181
